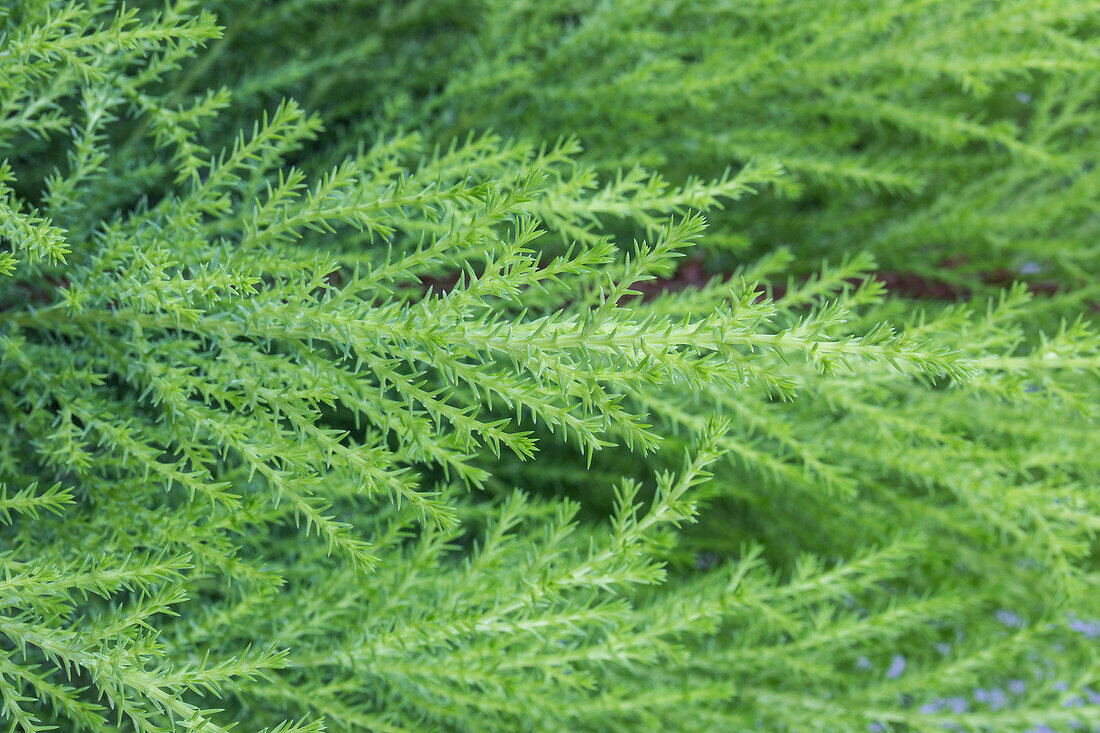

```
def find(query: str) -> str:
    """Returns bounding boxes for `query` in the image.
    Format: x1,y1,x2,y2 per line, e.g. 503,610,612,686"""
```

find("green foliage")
181,0,1100,286
1,1,1099,731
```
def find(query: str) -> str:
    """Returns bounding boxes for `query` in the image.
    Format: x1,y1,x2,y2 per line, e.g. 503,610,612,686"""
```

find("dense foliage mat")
1,1,1099,731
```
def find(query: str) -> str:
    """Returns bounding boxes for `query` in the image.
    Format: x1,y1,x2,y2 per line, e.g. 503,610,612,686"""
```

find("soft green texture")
1,1,1098,731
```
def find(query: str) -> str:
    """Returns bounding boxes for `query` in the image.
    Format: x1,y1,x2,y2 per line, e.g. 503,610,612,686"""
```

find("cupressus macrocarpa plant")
1,1,1099,731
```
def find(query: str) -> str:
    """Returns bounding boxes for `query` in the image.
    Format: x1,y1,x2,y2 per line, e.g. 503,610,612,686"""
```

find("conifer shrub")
1,2,1098,731
172,0,1100,287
